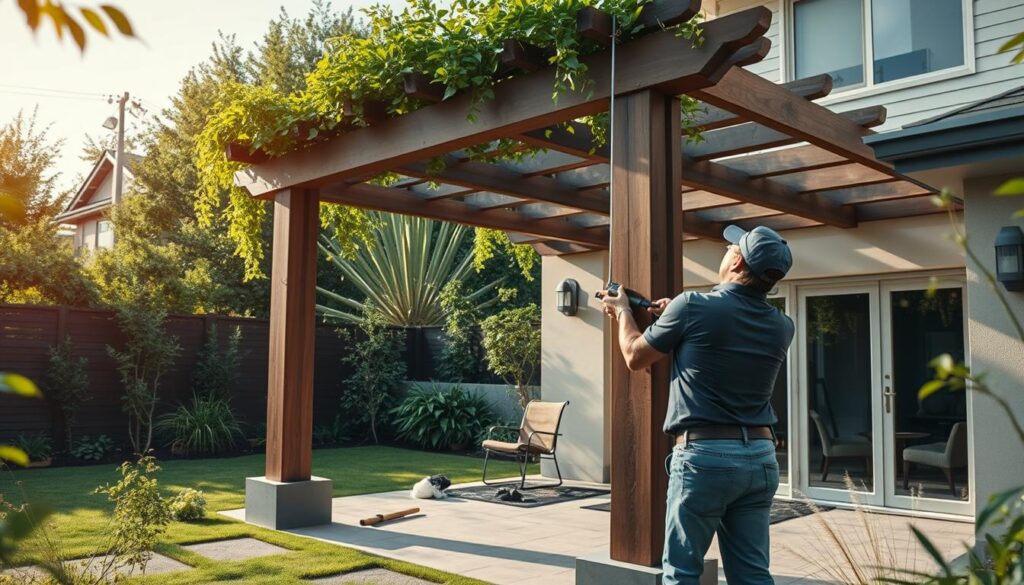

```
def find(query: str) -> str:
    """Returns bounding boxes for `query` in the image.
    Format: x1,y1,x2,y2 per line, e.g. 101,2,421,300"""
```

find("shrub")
70,434,116,461
93,455,172,570
392,384,495,450
313,415,349,448
107,302,181,454
340,306,407,444
438,280,484,383
481,304,541,409
192,323,242,402
168,488,207,521
12,432,51,462
45,335,90,447
155,395,243,455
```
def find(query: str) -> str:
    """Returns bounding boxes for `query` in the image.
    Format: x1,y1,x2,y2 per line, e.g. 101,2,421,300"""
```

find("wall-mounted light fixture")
995,226,1024,292
555,278,580,316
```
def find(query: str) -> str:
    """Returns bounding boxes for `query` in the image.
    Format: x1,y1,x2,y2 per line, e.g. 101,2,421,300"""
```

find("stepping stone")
2,553,191,580
308,568,435,584
73,553,192,577
182,537,290,562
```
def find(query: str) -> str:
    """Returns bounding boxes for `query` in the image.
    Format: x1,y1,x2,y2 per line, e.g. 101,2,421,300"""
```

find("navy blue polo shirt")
642,282,795,435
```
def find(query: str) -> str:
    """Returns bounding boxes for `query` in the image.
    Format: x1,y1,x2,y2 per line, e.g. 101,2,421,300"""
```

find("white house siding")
78,219,98,252
713,0,1024,130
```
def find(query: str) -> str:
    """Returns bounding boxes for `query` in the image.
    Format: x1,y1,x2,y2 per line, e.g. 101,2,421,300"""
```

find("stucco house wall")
961,173,1024,510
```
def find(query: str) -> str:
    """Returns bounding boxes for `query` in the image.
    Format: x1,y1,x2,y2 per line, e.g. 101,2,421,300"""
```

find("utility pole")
111,91,128,206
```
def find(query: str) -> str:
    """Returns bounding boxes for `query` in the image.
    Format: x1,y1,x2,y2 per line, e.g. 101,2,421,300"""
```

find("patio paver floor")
222,478,974,585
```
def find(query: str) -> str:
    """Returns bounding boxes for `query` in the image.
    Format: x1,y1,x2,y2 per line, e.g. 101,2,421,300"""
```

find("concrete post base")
245,476,332,529
576,553,718,585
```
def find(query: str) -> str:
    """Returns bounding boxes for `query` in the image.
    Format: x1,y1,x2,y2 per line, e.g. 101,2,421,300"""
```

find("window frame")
783,0,975,104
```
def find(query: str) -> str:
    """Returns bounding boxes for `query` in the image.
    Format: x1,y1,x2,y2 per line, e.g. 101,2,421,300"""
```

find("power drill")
594,281,652,309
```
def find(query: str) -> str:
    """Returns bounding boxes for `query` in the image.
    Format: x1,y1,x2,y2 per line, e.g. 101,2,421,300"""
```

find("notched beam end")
727,38,771,68
577,6,613,45
403,72,444,103
636,0,702,32
501,39,553,72
225,142,270,164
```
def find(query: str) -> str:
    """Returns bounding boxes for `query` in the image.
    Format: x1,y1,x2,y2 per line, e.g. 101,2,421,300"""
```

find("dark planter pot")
26,457,52,468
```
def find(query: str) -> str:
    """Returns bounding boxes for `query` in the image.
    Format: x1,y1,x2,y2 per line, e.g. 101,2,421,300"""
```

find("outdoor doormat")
446,484,609,508
582,499,834,524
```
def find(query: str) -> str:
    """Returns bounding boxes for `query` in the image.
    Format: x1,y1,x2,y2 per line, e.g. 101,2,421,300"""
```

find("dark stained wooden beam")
692,66,894,173
404,72,445,102
265,188,318,483
320,182,608,246
226,142,270,164
686,105,886,160
520,73,838,160
530,240,603,256
501,40,553,72
635,0,701,32
681,155,857,227
696,74,833,131
577,6,613,45
716,145,847,178
237,7,772,197
401,156,610,214
682,213,727,240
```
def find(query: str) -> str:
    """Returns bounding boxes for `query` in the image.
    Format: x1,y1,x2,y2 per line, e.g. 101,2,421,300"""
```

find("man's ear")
731,252,747,273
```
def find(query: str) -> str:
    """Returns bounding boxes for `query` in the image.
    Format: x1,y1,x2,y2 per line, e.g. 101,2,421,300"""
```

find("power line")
0,83,106,98
0,89,107,102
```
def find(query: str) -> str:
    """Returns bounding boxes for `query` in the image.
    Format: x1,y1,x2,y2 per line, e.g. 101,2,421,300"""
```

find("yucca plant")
317,212,500,326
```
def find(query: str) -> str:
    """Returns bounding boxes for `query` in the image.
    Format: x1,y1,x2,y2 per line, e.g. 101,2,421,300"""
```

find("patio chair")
903,422,967,496
809,410,872,482
481,400,568,490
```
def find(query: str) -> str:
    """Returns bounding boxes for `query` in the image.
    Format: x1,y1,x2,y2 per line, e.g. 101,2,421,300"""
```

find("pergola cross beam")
235,8,772,197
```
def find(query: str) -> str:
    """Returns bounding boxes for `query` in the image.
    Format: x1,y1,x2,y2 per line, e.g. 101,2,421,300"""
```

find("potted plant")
14,432,53,468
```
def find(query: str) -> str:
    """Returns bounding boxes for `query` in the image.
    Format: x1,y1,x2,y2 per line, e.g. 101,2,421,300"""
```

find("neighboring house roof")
865,85,1024,173
54,150,143,224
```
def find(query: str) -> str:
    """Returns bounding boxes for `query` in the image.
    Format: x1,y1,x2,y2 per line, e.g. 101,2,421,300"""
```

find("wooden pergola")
233,0,939,570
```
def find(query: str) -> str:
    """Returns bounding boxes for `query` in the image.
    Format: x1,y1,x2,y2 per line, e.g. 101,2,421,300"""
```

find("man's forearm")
616,308,644,366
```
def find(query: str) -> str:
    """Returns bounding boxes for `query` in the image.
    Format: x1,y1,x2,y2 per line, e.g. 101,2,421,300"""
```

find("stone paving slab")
2,552,190,581
183,537,291,561
308,567,435,584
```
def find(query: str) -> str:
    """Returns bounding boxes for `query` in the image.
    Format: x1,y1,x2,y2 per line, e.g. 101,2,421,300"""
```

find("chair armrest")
486,425,521,441
525,430,562,452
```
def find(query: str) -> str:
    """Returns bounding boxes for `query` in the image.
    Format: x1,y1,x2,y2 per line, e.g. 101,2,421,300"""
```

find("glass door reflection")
805,292,875,492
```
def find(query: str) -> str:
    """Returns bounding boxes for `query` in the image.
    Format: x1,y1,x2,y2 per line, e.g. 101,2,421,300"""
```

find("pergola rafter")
231,1,946,572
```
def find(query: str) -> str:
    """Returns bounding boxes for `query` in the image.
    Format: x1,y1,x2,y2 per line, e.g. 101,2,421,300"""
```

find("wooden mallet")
359,507,420,526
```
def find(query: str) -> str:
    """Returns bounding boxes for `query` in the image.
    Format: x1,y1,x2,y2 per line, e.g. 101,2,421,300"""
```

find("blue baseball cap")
723,225,793,281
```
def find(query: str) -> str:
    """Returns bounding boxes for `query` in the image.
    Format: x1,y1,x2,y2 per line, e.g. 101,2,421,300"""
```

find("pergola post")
245,188,332,530
578,90,691,584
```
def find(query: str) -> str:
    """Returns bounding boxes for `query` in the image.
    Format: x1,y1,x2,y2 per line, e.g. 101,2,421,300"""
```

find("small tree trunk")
369,411,379,444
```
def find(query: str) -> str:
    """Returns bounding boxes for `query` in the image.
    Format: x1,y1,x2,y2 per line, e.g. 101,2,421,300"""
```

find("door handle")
883,386,894,413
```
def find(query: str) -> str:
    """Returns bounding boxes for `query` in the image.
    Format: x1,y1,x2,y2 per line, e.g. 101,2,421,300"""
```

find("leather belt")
674,425,774,445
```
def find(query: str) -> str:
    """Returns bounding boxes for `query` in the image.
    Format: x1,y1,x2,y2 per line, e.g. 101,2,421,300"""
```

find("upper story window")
97,220,112,234
792,0,966,91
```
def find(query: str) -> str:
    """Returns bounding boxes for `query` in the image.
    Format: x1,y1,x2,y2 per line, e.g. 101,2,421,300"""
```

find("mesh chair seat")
481,439,549,455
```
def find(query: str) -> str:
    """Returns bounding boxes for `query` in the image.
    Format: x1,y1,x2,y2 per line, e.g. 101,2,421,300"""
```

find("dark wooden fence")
0,304,517,445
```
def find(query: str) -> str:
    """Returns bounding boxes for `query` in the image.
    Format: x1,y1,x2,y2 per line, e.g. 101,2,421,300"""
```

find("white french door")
797,284,884,506
793,278,971,515
879,279,971,515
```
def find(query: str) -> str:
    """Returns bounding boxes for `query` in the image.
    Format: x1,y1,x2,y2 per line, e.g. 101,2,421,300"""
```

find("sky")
1,0,401,194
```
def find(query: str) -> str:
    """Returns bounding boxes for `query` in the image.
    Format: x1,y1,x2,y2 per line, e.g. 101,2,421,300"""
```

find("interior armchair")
903,421,968,496
481,400,569,490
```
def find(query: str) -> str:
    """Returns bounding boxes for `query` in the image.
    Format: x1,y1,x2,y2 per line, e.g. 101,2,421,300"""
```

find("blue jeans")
663,439,780,585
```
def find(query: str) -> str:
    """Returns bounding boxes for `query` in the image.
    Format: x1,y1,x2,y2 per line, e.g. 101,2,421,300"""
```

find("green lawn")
2,446,532,584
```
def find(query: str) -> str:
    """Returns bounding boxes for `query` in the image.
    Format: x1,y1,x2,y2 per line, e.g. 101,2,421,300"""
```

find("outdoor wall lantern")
556,278,580,316
995,226,1024,292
